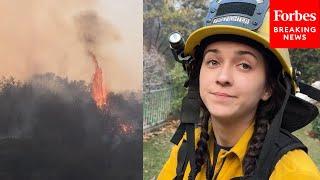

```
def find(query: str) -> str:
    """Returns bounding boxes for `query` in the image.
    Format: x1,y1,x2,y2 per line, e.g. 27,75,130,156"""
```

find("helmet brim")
283,94,318,132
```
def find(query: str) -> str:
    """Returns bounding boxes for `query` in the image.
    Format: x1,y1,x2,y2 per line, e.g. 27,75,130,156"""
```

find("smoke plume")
0,0,142,92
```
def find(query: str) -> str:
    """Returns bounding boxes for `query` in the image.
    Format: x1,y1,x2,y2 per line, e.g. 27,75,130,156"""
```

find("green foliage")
144,0,208,115
311,107,320,139
144,0,208,67
169,63,187,115
289,49,320,83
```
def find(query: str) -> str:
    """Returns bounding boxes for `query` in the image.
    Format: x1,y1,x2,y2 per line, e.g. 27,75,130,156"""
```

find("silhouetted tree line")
0,73,142,180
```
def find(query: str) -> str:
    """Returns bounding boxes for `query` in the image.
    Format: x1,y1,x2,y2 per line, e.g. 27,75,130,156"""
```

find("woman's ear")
261,88,272,101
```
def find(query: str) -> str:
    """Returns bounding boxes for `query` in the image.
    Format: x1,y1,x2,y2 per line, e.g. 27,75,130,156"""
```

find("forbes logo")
273,10,317,22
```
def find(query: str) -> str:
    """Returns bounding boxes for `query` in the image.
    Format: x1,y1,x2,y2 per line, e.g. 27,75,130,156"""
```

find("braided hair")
193,35,284,179
242,46,284,176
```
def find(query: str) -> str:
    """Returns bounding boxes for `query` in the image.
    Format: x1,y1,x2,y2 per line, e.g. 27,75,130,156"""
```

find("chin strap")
252,74,291,178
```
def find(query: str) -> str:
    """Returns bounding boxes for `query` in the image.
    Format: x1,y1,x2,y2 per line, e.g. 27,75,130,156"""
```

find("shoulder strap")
172,123,197,180
171,76,200,180
254,128,307,179
174,140,189,180
233,129,307,180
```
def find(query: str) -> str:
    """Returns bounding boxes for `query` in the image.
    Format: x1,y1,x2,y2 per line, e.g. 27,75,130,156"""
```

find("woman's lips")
211,92,236,98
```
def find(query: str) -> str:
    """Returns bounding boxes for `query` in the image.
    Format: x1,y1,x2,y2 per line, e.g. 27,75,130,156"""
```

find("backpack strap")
171,74,200,180
253,128,307,179
174,140,189,180
231,129,307,180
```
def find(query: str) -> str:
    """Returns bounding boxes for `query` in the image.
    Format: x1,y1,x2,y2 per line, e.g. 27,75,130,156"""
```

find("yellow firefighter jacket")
158,122,320,179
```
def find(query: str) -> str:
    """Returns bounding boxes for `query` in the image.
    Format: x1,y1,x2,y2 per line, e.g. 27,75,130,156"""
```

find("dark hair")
193,35,284,179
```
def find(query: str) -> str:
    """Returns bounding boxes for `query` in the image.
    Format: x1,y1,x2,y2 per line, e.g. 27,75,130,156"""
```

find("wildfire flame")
88,50,107,109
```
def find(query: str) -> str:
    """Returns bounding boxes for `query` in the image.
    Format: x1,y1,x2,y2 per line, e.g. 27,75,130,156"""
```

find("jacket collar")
208,121,255,163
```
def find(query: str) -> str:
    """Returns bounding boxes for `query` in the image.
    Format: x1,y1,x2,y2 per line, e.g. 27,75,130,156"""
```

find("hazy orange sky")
0,0,142,92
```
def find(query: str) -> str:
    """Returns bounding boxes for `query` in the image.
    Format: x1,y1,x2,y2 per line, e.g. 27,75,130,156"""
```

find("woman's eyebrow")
236,50,258,61
203,49,219,56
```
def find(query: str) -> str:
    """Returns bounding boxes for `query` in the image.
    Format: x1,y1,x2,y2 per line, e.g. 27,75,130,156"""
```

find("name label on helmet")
270,0,320,48
212,16,250,25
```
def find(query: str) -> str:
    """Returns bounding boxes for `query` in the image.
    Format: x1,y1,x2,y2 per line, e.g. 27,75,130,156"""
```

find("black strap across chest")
175,128,307,180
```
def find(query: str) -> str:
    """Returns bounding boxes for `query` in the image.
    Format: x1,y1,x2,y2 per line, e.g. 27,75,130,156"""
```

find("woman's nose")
215,65,233,87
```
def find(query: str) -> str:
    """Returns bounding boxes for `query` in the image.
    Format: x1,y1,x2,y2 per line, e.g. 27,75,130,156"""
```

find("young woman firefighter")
158,0,320,179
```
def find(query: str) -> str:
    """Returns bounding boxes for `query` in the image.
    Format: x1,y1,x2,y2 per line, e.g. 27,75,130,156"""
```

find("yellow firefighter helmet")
183,0,297,89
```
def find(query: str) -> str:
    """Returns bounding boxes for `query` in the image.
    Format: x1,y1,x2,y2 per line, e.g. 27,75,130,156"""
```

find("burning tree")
88,50,108,110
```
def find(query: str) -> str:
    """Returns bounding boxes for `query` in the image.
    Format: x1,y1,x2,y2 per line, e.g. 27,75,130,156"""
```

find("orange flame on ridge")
88,51,107,109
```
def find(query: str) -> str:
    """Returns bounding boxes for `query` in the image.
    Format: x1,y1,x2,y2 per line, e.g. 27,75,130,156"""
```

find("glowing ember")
88,50,107,109
119,123,134,135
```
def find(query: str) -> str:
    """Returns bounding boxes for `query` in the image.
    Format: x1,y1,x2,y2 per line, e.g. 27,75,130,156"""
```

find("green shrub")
169,63,187,116
311,107,320,139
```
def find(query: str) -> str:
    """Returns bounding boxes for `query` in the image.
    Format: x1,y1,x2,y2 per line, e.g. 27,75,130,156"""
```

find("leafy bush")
290,49,320,84
169,63,187,116
311,106,320,139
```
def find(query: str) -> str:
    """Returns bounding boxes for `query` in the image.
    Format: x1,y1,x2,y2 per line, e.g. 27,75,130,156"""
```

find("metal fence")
143,87,173,129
